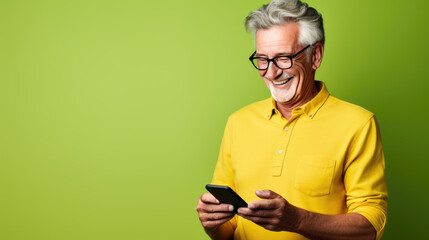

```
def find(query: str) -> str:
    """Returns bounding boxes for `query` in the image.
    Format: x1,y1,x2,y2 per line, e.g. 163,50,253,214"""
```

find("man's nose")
263,62,282,80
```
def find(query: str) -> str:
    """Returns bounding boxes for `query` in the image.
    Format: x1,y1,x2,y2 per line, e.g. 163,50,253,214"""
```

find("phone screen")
206,184,247,211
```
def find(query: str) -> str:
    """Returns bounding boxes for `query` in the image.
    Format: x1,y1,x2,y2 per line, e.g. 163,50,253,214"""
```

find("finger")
205,203,234,213
237,208,277,218
196,198,234,213
200,211,236,221
239,214,274,224
200,193,220,204
255,189,280,199
201,214,235,229
237,213,281,232
247,199,279,210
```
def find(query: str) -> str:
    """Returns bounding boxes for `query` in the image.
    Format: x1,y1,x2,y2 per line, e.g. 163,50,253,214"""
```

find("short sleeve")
344,116,388,240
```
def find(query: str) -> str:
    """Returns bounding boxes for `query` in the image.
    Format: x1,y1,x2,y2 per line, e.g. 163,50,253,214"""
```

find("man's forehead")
255,22,301,55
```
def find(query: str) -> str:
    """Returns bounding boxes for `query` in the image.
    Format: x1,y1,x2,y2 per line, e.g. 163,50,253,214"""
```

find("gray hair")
245,0,325,46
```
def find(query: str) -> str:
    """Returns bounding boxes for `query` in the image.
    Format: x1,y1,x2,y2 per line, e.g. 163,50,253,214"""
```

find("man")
196,0,388,239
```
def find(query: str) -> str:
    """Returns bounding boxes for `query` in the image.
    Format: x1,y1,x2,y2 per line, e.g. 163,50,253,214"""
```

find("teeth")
273,77,292,85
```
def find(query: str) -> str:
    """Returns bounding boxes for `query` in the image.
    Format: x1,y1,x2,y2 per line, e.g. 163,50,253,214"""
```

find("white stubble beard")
266,72,299,103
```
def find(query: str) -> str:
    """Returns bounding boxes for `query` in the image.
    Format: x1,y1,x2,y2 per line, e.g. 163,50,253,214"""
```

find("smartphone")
206,184,247,211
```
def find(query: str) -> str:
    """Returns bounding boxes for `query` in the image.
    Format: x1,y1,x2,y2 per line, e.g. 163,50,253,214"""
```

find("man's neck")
276,82,320,120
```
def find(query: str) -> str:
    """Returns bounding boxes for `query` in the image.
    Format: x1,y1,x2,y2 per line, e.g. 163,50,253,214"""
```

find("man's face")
255,22,315,104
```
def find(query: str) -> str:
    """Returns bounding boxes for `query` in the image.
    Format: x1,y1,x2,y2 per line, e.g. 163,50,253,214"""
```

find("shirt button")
285,127,289,131
309,114,312,117
278,150,283,154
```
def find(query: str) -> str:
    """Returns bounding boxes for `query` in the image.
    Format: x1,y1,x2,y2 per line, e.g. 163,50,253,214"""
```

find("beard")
265,72,299,103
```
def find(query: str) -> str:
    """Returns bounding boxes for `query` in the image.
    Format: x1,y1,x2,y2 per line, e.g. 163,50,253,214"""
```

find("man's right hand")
196,193,235,231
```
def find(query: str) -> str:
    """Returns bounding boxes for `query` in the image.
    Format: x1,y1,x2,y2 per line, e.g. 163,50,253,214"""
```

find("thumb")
255,189,280,199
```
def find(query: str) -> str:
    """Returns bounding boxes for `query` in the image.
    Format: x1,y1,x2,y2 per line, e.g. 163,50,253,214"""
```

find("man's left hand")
237,190,303,232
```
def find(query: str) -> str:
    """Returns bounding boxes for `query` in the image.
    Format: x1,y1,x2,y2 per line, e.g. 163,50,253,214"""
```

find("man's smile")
272,76,294,86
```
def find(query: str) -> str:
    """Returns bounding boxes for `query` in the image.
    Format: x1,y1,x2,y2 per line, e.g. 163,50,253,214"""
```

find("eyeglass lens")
252,57,292,70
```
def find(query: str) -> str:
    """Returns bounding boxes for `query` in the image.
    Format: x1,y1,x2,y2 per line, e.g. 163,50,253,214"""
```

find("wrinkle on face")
255,22,317,108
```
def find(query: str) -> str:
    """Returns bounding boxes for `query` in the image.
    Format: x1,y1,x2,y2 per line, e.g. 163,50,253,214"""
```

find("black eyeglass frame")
249,45,311,70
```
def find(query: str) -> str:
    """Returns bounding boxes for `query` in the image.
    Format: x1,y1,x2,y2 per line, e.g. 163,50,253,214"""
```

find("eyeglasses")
249,45,311,70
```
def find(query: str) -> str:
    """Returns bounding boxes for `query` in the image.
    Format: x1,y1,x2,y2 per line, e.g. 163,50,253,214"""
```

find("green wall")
0,0,427,239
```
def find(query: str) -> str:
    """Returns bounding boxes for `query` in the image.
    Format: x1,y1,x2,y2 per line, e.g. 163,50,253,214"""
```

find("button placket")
272,121,296,177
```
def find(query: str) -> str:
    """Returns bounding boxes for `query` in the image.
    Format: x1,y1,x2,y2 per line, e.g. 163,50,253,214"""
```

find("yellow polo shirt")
211,81,388,240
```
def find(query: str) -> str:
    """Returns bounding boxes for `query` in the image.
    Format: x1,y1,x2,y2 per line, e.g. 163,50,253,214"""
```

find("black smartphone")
206,184,247,211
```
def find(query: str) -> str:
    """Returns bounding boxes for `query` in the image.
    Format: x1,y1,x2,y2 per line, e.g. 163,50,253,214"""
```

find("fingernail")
248,203,254,209
255,190,262,195
237,208,242,214
228,205,234,212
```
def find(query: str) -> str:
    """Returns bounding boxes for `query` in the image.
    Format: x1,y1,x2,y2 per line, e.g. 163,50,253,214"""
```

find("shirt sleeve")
211,117,238,229
344,116,388,240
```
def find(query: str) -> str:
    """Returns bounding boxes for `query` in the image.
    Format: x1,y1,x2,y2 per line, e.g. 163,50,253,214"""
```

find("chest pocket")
294,155,336,197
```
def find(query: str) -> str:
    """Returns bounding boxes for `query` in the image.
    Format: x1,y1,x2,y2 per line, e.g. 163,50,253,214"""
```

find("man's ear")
311,42,324,70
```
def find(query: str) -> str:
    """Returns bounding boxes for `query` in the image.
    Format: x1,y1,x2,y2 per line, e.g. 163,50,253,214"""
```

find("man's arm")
237,190,376,240
298,210,375,240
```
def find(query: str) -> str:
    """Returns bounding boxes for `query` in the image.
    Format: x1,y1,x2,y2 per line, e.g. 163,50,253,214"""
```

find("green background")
1,0,428,239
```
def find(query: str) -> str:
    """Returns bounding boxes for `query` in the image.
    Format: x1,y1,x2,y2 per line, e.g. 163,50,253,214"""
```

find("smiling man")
196,1,387,240
253,22,321,119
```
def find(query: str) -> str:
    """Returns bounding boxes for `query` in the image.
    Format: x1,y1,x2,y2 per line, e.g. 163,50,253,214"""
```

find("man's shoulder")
325,95,374,122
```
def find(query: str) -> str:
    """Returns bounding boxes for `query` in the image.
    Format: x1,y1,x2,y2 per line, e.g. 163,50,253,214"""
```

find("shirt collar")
267,81,330,120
